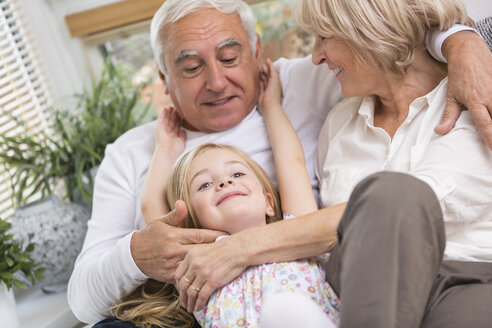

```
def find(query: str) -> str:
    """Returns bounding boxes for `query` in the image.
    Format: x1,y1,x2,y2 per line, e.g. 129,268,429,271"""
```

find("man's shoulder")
112,120,156,150
275,56,318,82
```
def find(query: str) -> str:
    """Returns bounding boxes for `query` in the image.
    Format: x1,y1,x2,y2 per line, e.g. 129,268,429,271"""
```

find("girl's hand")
258,58,282,115
155,106,186,158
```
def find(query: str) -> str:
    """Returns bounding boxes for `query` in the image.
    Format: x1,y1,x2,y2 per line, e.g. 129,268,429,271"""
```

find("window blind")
0,0,53,219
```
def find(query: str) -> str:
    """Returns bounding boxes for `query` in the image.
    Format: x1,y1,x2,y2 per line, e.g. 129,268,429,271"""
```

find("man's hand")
174,233,249,313
436,31,492,150
130,200,224,282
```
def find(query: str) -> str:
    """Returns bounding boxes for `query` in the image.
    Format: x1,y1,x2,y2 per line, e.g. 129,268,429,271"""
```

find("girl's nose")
218,179,233,188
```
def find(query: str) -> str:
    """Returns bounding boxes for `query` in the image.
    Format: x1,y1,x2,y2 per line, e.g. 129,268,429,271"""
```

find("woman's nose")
311,38,326,66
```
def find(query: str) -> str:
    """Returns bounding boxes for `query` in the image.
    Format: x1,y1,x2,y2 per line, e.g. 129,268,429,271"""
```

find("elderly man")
68,0,492,326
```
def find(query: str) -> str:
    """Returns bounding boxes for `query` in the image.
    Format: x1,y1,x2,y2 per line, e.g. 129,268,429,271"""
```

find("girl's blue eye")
232,172,244,178
198,182,212,191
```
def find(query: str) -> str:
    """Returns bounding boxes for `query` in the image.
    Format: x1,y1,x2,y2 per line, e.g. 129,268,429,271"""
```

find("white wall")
463,0,492,21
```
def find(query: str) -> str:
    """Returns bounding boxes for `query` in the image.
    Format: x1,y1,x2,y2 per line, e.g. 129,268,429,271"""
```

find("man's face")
161,9,262,133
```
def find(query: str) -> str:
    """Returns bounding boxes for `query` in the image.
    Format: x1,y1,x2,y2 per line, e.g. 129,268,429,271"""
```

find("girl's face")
187,148,274,234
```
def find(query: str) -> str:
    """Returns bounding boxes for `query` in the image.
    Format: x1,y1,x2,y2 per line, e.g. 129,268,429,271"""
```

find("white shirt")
67,56,342,323
316,78,492,263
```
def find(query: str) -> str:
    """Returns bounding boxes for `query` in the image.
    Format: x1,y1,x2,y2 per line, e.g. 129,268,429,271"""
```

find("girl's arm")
141,107,186,224
258,59,318,216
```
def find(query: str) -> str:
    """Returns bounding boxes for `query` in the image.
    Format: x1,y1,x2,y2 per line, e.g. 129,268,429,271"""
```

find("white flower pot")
12,195,90,293
0,284,20,327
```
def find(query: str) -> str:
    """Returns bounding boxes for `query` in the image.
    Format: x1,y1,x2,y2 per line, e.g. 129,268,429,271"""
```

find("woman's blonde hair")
297,0,474,75
111,143,282,327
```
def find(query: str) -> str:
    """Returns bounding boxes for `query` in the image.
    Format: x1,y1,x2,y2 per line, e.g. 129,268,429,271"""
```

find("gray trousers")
325,172,492,328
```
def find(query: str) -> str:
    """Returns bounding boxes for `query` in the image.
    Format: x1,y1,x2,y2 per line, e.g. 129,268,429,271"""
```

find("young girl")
111,60,339,327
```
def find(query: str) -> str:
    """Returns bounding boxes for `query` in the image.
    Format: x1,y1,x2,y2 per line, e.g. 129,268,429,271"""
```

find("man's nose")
206,63,227,93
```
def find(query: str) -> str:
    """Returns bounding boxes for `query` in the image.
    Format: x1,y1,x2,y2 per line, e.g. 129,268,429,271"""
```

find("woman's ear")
265,193,275,217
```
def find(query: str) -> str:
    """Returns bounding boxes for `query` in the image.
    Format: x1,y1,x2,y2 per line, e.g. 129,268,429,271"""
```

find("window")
86,0,313,113
0,0,53,219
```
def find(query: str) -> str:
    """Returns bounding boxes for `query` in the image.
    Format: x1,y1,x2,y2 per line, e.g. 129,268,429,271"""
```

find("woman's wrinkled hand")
174,234,248,312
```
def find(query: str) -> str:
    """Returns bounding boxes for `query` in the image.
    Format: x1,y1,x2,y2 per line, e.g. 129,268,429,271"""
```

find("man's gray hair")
150,0,257,74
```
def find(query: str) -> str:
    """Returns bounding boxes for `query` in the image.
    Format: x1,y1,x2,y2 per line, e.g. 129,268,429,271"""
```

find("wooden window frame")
65,0,263,38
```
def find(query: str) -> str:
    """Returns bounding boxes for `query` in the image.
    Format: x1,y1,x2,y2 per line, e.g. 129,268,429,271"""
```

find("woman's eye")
198,182,212,191
232,172,244,178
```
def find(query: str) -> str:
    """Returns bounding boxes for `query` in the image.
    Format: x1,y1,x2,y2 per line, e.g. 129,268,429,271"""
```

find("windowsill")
16,286,82,328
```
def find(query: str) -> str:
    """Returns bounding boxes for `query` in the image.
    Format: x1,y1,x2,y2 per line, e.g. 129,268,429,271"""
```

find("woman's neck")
374,48,447,137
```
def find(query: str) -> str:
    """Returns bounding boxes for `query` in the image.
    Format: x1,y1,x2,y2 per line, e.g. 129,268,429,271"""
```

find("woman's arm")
258,59,318,216
141,107,186,223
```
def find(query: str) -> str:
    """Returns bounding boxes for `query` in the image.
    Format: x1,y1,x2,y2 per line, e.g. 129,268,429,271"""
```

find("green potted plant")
0,55,152,293
0,55,152,207
0,219,44,290
0,219,44,326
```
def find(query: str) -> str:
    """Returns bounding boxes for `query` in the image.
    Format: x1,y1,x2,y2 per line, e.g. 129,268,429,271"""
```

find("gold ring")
192,285,201,292
183,277,192,284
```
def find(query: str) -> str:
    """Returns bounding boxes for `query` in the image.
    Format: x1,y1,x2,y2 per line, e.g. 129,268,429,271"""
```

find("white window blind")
0,0,53,219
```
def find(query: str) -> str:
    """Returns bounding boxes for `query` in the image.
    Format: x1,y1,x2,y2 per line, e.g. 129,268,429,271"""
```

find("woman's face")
187,148,274,235
311,35,378,97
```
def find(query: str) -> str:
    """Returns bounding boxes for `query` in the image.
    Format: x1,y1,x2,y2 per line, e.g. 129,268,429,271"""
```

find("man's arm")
174,203,346,312
67,131,222,324
432,29,492,150
67,142,148,323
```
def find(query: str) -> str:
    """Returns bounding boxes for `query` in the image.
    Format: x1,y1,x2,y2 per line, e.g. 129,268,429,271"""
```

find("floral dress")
194,216,340,328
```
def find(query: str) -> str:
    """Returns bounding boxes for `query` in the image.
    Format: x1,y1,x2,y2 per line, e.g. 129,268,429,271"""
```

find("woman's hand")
155,106,186,157
436,31,492,150
174,234,248,312
258,58,283,116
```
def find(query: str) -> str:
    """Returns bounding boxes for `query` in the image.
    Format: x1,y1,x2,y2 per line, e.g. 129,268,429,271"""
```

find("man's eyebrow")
175,49,199,66
217,38,242,51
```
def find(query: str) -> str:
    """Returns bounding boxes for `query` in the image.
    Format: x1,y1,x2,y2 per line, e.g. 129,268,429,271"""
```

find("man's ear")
255,32,262,62
265,192,275,217
158,70,170,95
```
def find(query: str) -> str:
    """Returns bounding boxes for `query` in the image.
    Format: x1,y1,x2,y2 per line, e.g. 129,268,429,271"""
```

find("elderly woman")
269,0,492,326
177,0,492,327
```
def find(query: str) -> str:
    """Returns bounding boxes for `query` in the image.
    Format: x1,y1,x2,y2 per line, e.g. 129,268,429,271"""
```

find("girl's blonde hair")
297,0,474,75
111,143,282,327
